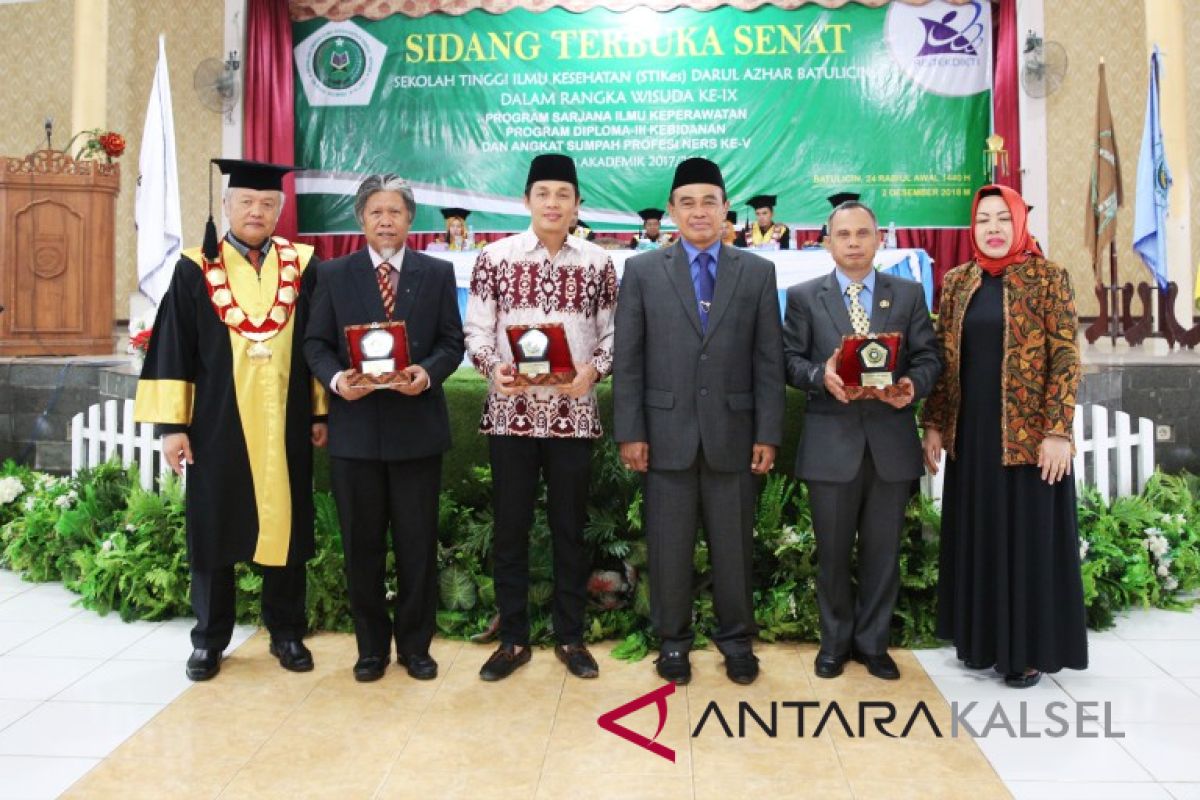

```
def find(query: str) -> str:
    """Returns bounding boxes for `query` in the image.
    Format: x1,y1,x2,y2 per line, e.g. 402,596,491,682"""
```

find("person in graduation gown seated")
464,154,618,682
723,210,741,246
813,192,860,248
632,207,670,249
437,207,475,251
134,159,327,682
782,199,941,682
613,158,785,686
568,204,597,241
304,175,464,683
921,185,1087,689
741,194,790,249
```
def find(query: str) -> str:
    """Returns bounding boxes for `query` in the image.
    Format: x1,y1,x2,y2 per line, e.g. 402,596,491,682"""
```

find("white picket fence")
921,403,1156,505
73,398,1155,502
70,399,172,490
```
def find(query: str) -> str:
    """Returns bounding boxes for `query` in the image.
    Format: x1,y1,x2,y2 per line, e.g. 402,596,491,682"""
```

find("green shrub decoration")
1,379,1197,659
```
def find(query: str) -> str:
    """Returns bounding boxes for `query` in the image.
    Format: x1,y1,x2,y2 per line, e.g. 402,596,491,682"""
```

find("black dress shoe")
353,655,389,682
654,651,691,685
479,643,531,682
725,652,760,685
853,651,900,680
555,644,599,679
964,658,993,670
813,651,847,679
1004,670,1042,689
186,648,222,681
269,639,314,673
398,652,438,680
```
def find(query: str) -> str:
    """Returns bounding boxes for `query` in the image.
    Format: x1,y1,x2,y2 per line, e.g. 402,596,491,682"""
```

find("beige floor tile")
536,772,692,800
62,754,244,800
109,698,290,763
375,766,541,800
543,686,692,774
830,733,998,784
218,750,392,799
694,775,854,800
848,778,1012,800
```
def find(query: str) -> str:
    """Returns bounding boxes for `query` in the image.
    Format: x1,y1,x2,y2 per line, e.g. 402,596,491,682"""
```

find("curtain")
244,0,299,240
992,0,1022,194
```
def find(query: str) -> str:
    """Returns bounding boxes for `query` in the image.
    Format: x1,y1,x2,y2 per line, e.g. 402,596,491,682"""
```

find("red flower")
129,328,153,352
100,132,126,159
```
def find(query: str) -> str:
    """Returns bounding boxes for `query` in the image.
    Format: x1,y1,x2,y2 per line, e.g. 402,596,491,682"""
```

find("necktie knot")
247,248,262,268
847,281,864,298
377,261,392,277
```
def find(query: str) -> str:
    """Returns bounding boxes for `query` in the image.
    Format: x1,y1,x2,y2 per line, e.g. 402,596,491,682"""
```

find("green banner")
293,1,992,234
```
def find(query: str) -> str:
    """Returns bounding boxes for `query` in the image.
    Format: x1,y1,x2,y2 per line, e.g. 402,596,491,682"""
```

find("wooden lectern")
0,150,119,355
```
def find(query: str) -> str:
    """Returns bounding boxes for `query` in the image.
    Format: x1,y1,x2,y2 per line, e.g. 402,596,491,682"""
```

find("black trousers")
489,435,592,647
330,454,442,659
644,455,757,657
190,563,306,650
806,446,912,658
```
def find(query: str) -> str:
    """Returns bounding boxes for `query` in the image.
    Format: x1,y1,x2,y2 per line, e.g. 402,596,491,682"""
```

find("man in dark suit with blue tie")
782,200,941,681
613,158,785,686
304,174,464,683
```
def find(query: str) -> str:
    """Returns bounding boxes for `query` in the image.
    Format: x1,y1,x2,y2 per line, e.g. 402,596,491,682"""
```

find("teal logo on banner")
295,20,388,107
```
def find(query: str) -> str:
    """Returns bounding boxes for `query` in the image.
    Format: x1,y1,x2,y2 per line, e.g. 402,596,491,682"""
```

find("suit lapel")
391,250,427,322
703,244,743,341
818,270,855,337
663,243,703,338
870,274,894,333
352,249,389,321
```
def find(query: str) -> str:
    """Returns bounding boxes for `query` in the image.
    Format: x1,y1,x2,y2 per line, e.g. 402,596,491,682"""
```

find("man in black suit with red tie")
304,174,464,682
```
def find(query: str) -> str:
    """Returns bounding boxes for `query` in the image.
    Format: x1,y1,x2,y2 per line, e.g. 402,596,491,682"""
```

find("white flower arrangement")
53,490,79,510
0,476,24,505
1079,539,1090,561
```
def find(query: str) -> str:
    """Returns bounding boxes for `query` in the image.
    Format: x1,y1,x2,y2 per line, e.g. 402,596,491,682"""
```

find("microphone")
44,117,53,150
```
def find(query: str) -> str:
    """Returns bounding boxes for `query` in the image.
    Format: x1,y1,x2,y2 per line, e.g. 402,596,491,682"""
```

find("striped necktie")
377,262,395,318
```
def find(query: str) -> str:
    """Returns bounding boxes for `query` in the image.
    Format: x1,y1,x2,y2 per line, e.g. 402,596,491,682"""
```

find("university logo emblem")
885,0,991,98
294,21,387,107
313,36,366,91
916,6,985,57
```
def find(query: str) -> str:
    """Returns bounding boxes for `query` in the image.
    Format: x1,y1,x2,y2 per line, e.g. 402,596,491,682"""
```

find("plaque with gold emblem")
836,332,903,401
504,323,576,387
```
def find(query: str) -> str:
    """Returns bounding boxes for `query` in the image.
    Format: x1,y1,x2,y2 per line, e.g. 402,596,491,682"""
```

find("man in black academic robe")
134,159,327,681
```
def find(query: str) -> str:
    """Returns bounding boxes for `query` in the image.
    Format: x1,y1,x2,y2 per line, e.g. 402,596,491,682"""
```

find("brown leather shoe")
479,643,531,682
555,644,599,679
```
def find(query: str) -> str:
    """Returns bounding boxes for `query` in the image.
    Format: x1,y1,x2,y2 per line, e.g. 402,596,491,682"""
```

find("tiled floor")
0,565,1197,799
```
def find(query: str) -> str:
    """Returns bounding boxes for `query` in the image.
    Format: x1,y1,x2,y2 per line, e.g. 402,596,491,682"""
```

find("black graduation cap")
746,194,777,210
204,159,296,261
726,211,738,224
212,159,295,190
637,208,664,222
827,191,861,208
671,157,725,192
440,207,470,220
526,154,578,190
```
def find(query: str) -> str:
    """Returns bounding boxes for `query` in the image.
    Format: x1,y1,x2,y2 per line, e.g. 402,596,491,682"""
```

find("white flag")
136,34,182,306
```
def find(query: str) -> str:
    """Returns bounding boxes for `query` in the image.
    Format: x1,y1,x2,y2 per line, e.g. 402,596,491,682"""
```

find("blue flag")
1132,46,1172,290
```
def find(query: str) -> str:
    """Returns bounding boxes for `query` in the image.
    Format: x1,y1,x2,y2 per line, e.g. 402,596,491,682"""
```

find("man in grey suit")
783,201,941,681
614,158,785,686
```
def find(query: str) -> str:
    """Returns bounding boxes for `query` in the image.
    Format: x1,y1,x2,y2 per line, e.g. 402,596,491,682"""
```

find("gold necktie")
847,282,869,335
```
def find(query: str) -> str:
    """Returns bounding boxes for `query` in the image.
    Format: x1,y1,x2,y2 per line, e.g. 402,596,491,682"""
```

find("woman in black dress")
921,184,1088,688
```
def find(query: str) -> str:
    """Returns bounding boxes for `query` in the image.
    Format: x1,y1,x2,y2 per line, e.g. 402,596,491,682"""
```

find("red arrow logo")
596,682,676,762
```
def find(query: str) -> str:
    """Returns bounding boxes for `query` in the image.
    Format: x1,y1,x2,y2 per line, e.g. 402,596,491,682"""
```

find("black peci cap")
526,154,578,191
671,157,725,193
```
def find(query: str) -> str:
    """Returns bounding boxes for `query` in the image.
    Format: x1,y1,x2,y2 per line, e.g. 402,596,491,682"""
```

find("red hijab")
970,184,1044,276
